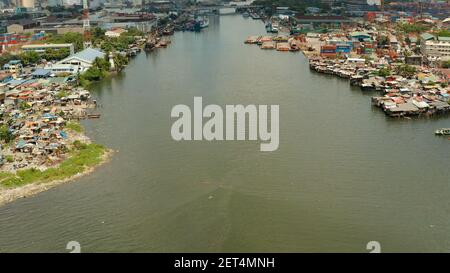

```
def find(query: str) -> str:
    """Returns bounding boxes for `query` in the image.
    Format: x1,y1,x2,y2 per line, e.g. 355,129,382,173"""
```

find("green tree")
0,52,15,67
442,61,450,69
0,125,13,143
396,23,430,34
79,56,110,83
436,30,450,37
395,65,417,78
17,51,39,66
46,32,83,52
42,48,70,61
122,27,144,37
378,68,392,77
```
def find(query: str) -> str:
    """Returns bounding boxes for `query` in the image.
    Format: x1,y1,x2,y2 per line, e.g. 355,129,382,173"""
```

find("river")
0,15,449,253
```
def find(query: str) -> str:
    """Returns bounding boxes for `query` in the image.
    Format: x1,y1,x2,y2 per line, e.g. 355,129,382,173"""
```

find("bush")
57,90,68,99
377,68,391,77
19,101,31,110
395,64,417,78
72,140,88,150
0,125,13,143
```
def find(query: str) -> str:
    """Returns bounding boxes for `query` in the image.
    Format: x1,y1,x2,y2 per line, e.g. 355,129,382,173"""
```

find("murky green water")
0,15,449,253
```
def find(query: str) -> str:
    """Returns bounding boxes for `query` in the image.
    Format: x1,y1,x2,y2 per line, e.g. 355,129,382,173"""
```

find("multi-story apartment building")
421,33,450,61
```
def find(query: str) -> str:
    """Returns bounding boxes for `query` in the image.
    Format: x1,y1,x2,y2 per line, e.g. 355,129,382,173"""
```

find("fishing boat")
88,113,101,119
244,36,260,44
271,23,279,33
162,27,174,35
361,83,374,91
260,41,276,49
290,26,301,35
435,128,450,135
257,36,273,45
276,42,290,52
265,23,278,33
144,41,155,51
250,13,261,20
273,35,288,42
289,40,300,52
199,17,209,28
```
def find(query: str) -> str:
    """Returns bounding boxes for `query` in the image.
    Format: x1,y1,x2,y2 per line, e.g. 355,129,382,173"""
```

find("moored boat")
435,128,450,135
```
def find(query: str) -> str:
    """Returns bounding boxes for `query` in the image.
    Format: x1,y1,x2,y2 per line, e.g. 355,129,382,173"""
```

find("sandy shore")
0,149,114,207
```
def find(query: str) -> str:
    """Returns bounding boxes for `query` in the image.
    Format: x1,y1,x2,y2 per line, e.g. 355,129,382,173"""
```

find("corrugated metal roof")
420,33,435,41
438,36,450,42
31,68,51,77
60,48,105,64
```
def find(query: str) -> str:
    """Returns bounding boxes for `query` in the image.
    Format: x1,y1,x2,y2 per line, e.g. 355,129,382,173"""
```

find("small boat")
257,36,272,45
144,41,155,51
289,40,300,52
200,18,209,28
250,13,261,20
162,27,174,35
361,83,374,91
435,128,450,135
265,23,278,33
276,42,290,52
243,12,249,18
273,35,288,42
260,41,276,49
244,36,260,44
88,114,101,119
290,27,301,35
158,40,169,47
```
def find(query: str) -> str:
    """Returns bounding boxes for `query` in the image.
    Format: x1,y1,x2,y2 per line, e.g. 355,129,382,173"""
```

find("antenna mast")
83,0,92,48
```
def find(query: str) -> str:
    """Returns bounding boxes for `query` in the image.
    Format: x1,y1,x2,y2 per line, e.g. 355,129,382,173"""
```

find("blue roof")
31,68,52,77
62,48,105,63
8,79,27,86
16,139,26,149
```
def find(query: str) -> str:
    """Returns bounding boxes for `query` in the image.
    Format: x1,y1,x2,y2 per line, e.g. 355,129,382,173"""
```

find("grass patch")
0,172,14,183
65,121,84,133
1,143,106,188
5,155,13,163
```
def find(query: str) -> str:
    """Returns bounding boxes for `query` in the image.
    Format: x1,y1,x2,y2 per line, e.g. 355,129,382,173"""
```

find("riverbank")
243,29,450,119
0,29,150,205
0,140,113,207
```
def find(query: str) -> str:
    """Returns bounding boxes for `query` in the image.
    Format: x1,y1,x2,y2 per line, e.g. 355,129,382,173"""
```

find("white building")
63,0,81,6
21,0,35,8
3,60,23,78
22,43,75,55
44,63,84,74
421,34,450,61
132,0,142,7
56,48,105,70
105,28,127,38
